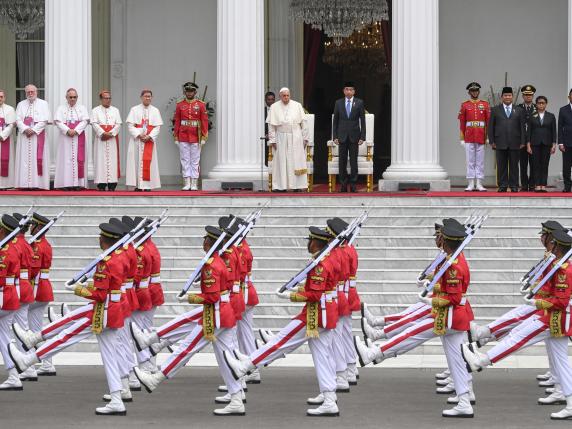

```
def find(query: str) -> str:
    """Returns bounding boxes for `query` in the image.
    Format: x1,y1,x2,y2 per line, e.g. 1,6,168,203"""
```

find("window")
15,26,45,103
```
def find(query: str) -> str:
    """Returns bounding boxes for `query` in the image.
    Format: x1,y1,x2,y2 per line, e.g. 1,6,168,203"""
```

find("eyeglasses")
68,96,78,99
537,101,546,105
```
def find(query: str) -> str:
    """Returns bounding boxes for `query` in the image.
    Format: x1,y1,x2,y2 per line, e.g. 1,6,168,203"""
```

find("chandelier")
290,0,389,46
323,22,389,78
0,0,44,39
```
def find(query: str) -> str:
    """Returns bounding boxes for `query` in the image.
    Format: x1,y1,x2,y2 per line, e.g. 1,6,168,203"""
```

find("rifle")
133,211,170,248
347,211,369,246
526,245,572,299
27,211,65,244
0,206,33,249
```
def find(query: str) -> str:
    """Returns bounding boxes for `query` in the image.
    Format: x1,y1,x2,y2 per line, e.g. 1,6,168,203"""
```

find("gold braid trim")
74,286,93,298
294,168,308,176
306,302,319,338
188,294,205,304
550,310,564,337
432,296,451,308
91,302,105,334
432,305,448,336
290,292,307,302
202,304,216,342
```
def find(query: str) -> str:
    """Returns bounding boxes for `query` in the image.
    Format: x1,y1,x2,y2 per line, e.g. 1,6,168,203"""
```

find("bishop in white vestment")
91,90,122,191
15,85,51,190
54,89,90,189
126,90,162,190
266,88,308,191
0,91,16,189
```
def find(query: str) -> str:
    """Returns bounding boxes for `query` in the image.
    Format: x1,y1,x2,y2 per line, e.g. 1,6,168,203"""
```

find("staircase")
3,194,570,363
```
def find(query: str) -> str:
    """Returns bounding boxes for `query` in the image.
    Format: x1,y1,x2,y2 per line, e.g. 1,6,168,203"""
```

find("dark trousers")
563,147,572,190
496,149,520,189
531,145,551,187
339,137,359,185
519,146,533,189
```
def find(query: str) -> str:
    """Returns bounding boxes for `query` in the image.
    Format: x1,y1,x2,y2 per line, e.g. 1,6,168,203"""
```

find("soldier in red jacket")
10,222,128,415
0,215,22,391
462,229,572,420
223,226,341,417
458,82,491,191
173,82,209,191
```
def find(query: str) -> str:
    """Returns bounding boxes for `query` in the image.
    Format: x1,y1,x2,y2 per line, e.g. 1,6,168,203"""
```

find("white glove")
275,287,291,300
200,140,206,147
524,296,536,307
459,140,465,147
177,294,188,303
174,140,179,146
418,294,432,306
64,280,76,291
416,277,429,289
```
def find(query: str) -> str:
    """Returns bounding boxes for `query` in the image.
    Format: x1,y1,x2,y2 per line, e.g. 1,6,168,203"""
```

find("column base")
208,163,268,180
378,179,451,192
201,179,268,192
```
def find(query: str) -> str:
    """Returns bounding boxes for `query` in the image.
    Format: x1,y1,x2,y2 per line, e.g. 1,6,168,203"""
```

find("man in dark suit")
488,87,526,192
558,88,572,192
518,85,537,191
332,82,366,193
527,95,556,192
263,91,275,166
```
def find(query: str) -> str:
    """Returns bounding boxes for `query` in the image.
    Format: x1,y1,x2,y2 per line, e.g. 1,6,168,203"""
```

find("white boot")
19,366,38,381
476,179,487,192
361,317,386,341
551,395,572,420
436,380,455,394
13,322,43,351
442,392,474,418
436,376,452,387
61,303,70,316
354,336,383,367
306,391,339,417
95,390,126,416
8,343,39,373
335,369,350,393
215,390,246,404
468,321,491,344
182,177,191,191
149,339,171,357
244,369,261,384
259,328,275,344
347,363,358,385
435,369,450,380
537,370,552,381
139,359,157,373
47,306,60,323
218,379,248,393
461,343,490,373
539,384,566,405
37,358,56,376
133,367,166,393
190,178,199,191
361,303,385,327
539,376,556,387
447,382,476,404
130,321,159,351
213,391,246,416
128,370,141,391
103,378,133,403
307,392,325,405
465,179,475,192
0,368,23,391
223,350,256,380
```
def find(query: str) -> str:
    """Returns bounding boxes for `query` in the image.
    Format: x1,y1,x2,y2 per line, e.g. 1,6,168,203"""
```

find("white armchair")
327,113,375,192
267,113,315,192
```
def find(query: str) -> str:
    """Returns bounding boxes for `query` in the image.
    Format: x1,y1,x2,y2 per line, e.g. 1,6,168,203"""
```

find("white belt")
124,281,133,290
232,284,240,294
466,121,485,127
120,285,126,293
39,272,50,280
220,294,230,303
150,275,161,283
349,280,357,287
344,280,350,293
180,119,200,126
109,294,121,303
138,279,149,288
459,297,467,306
325,291,337,300
5,278,15,286
337,284,345,292
20,271,28,280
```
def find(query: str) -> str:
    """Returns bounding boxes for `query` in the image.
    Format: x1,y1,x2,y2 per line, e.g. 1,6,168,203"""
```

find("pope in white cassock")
91,90,122,191
54,88,90,190
15,84,51,190
0,90,16,189
266,88,308,192
126,89,162,191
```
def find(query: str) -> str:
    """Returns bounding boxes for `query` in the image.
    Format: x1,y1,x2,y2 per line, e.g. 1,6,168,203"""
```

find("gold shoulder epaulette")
103,255,111,262
207,257,214,264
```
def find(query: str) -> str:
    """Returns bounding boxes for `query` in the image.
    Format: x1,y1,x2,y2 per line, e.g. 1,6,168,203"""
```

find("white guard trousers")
179,142,201,179
250,319,336,393
340,316,356,366
465,142,485,179
131,311,153,364
486,304,537,339
41,304,92,339
116,318,137,378
331,320,348,372
156,307,203,344
383,302,427,324
237,306,257,356
0,310,15,369
13,303,30,330
28,302,48,333
382,304,432,339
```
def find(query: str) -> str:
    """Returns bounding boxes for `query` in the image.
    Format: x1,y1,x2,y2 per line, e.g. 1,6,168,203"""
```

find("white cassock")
266,100,308,191
0,104,16,189
54,103,90,188
91,105,122,185
126,104,162,190
15,98,51,190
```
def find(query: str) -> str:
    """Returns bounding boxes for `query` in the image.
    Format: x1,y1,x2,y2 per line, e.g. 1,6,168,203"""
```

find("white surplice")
126,104,162,190
266,100,308,191
0,104,16,189
15,98,51,190
91,105,122,185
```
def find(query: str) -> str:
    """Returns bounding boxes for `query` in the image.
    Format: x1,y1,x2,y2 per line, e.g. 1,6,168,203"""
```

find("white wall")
111,0,217,185
440,0,568,185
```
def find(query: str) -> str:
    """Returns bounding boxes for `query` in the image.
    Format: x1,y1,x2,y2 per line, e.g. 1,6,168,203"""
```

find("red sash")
66,121,86,179
0,118,9,177
135,122,155,181
23,117,45,176
101,124,120,179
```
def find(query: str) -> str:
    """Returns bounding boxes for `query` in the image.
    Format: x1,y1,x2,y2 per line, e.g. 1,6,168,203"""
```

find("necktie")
346,100,351,117
505,106,511,117
540,115,543,125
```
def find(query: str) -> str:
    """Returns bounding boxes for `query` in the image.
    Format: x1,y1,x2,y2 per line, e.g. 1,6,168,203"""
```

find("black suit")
264,105,271,166
558,104,572,190
528,111,556,187
518,103,537,189
332,97,366,187
488,104,526,190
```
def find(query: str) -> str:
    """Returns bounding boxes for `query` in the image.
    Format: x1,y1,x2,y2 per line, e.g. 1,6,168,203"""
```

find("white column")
45,0,92,177
380,0,449,190
208,0,265,182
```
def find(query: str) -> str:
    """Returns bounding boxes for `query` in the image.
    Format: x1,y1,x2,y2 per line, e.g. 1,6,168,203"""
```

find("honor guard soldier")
174,82,209,191
458,82,491,192
518,84,537,191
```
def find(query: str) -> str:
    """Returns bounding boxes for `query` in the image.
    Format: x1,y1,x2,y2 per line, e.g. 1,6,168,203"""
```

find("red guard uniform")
0,240,21,311
14,234,34,304
123,243,140,316
147,239,164,306
30,236,53,302
237,240,259,307
174,97,209,183
346,244,361,312
134,243,153,311
222,246,245,320
458,99,490,144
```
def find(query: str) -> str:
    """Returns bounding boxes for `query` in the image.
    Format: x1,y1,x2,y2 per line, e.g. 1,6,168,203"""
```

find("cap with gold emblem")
31,212,50,226
0,214,19,232
466,82,481,91
183,82,199,92
441,223,467,241
540,220,565,235
308,226,331,242
204,225,223,241
552,229,572,247
99,223,124,240
521,85,536,95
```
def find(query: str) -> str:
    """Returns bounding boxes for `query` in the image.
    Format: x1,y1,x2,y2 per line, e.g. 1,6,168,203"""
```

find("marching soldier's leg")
95,328,126,416
0,309,21,390
441,331,474,418
539,340,565,405
213,328,246,416
340,316,358,385
364,304,433,341
471,305,537,346
116,322,139,390
307,329,339,417
237,307,260,384
548,336,572,420
189,143,201,191
27,302,55,376
330,323,350,393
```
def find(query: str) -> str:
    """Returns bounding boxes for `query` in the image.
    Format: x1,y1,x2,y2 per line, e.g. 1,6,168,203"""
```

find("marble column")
45,0,92,177
207,0,266,185
379,0,449,191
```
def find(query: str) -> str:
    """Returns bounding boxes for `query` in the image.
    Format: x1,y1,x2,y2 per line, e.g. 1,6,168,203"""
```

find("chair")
326,113,375,192
267,114,315,192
